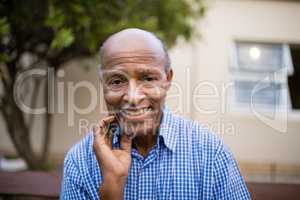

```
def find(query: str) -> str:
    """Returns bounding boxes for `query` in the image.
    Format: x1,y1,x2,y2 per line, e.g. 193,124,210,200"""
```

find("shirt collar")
112,106,178,152
157,106,178,152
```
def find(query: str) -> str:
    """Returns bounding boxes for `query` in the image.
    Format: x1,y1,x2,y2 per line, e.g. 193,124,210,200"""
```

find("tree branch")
28,78,43,131
40,80,52,163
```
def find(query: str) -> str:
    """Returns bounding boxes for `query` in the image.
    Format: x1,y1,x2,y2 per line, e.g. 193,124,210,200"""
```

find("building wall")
171,0,300,173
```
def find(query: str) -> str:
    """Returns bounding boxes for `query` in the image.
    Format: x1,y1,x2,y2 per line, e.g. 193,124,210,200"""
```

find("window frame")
229,40,294,112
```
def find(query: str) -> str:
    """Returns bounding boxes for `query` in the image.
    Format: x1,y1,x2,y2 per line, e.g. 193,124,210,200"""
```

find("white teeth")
122,108,152,116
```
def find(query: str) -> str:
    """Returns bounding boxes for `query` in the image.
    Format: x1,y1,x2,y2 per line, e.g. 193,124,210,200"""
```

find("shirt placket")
134,147,158,200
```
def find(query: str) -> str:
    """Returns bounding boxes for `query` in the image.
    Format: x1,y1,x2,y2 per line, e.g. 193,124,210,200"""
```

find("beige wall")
169,0,300,165
1,0,300,172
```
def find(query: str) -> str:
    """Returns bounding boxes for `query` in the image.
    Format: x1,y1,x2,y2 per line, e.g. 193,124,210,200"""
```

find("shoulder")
172,113,240,175
64,131,94,162
63,132,95,180
172,112,222,147
170,112,227,159
61,132,102,198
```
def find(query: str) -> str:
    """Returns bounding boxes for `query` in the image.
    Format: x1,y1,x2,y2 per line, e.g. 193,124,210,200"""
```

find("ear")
165,68,173,90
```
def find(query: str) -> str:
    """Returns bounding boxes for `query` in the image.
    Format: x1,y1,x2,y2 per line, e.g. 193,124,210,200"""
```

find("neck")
133,133,158,157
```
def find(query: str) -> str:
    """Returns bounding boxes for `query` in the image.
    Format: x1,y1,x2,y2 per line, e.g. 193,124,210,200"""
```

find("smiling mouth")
120,107,153,116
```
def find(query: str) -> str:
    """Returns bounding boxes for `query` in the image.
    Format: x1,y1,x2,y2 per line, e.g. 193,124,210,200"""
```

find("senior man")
61,28,250,200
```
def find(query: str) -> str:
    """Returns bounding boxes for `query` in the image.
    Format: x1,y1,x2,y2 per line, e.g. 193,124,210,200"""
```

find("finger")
107,132,113,149
93,115,116,147
93,125,102,138
103,124,113,149
103,115,117,147
94,115,114,137
93,120,106,137
93,140,120,171
93,125,106,146
93,124,121,171
120,134,132,153
102,115,116,126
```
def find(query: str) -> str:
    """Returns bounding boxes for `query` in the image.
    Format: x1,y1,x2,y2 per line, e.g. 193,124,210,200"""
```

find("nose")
123,80,146,106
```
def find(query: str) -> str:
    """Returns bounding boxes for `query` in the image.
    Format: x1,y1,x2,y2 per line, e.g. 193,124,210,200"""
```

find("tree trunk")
40,80,52,164
2,93,42,170
1,71,52,170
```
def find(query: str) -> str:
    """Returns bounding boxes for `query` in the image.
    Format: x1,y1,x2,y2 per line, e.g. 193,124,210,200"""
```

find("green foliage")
0,17,10,63
0,0,205,68
51,28,75,49
0,17,10,37
0,0,205,170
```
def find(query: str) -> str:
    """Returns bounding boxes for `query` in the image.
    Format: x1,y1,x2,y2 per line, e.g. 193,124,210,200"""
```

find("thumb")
120,134,132,153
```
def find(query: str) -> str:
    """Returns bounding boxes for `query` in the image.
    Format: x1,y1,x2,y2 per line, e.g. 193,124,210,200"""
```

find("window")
230,41,294,111
234,81,282,106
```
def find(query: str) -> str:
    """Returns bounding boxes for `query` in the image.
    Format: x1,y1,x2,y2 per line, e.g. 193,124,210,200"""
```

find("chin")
120,121,157,138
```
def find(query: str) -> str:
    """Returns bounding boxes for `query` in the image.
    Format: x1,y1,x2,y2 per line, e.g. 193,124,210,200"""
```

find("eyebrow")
136,68,162,76
102,70,126,78
102,68,163,78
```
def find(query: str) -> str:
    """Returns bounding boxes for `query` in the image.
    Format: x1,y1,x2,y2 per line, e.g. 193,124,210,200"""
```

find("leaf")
45,8,65,29
70,3,85,14
0,53,9,63
0,17,10,37
50,28,75,49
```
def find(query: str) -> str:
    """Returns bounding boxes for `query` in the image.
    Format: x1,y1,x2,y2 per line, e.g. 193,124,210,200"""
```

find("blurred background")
0,0,300,190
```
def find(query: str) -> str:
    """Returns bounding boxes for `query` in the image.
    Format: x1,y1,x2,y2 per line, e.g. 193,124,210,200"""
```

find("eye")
105,76,127,89
110,79,122,85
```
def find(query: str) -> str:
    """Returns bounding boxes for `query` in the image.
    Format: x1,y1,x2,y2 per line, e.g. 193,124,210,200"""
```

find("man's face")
101,50,172,137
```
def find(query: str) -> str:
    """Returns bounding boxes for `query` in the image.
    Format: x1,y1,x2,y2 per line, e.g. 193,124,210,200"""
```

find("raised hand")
93,115,132,200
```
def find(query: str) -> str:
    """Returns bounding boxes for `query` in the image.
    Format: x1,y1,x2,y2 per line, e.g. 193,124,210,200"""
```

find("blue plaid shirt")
61,107,250,199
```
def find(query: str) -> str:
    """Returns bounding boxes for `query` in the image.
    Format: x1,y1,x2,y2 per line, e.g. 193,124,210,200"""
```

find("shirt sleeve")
60,151,91,200
212,144,251,200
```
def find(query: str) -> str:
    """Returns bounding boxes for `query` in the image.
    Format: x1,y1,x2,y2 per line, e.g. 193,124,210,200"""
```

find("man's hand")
93,115,132,200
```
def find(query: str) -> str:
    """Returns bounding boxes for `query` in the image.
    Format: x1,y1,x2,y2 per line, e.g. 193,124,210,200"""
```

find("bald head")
99,28,170,72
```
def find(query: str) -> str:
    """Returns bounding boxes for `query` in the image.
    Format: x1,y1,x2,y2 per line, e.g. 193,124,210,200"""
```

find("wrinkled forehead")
101,34,166,69
103,51,166,70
